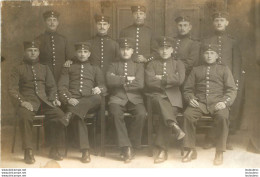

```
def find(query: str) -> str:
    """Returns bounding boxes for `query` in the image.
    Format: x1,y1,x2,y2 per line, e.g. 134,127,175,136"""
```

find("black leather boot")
213,151,223,165
61,112,74,127
49,147,64,161
154,149,168,164
170,122,185,140
122,147,134,163
182,149,197,163
24,149,35,164
81,149,91,163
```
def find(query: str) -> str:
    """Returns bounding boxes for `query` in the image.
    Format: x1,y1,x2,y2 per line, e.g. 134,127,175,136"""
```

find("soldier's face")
213,17,229,31
120,47,134,60
203,50,218,64
158,46,173,59
25,48,40,61
45,17,59,31
76,49,91,62
133,11,146,25
177,21,192,35
96,21,110,35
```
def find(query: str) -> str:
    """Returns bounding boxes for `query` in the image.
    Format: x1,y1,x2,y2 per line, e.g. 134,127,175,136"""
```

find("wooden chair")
12,114,45,153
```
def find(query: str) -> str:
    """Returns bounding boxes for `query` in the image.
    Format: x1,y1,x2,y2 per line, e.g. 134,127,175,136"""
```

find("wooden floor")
1,125,260,168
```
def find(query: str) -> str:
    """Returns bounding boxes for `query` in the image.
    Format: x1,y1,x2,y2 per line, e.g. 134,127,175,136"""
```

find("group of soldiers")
9,5,243,166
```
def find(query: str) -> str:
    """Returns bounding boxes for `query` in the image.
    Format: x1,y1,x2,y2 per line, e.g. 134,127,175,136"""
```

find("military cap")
202,43,219,53
43,10,60,20
94,14,110,23
212,11,229,19
23,41,40,50
157,36,174,47
118,38,135,48
131,5,146,13
175,16,191,23
74,42,91,51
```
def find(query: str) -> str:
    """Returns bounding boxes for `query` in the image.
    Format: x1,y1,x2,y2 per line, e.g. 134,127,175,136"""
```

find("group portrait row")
8,4,244,166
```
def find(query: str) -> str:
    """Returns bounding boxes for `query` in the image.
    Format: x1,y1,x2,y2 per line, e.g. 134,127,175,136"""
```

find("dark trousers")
18,104,65,150
183,106,229,151
67,95,101,119
151,95,179,150
109,102,146,148
67,95,101,150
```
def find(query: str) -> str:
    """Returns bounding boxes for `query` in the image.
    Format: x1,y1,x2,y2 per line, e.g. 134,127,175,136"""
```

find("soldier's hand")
155,75,163,80
92,87,101,95
138,55,148,63
68,98,79,106
215,102,226,111
64,60,73,67
189,99,199,108
53,99,61,107
21,101,33,111
127,76,135,81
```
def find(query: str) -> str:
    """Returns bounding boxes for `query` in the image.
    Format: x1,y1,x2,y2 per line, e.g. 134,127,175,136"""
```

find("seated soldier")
106,38,146,163
182,44,237,165
9,41,66,164
145,36,186,164
58,42,106,163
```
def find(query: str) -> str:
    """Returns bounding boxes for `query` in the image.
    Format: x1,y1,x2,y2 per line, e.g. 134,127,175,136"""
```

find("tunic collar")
23,57,39,65
45,30,58,35
215,30,227,36
177,33,190,39
133,23,145,27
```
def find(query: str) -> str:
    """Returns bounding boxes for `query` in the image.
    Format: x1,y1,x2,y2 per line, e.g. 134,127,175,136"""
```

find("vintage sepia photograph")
1,0,260,172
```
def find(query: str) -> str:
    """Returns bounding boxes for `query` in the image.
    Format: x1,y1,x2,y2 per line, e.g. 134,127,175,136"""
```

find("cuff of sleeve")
147,56,154,62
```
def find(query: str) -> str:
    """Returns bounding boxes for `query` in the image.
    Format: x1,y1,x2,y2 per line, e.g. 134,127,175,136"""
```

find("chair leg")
100,96,106,157
11,117,18,153
36,127,40,150
93,118,98,156
147,97,153,157
179,139,184,156
64,128,68,157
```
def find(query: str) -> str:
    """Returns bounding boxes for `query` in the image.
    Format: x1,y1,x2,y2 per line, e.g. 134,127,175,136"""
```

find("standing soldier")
89,14,120,74
182,44,237,165
202,11,244,149
58,42,106,163
9,41,66,164
120,5,157,63
66,15,119,75
106,38,146,163
145,36,186,163
35,10,72,83
172,15,200,76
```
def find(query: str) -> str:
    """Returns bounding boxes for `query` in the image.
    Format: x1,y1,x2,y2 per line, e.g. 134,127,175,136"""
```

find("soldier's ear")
189,24,193,30
225,20,229,26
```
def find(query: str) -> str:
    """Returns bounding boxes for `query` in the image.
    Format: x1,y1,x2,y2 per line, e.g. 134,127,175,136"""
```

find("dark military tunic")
58,61,106,118
9,59,65,149
172,35,200,75
202,32,242,85
120,24,157,61
202,31,244,131
146,57,185,108
145,57,185,150
35,31,71,82
183,63,237,151
107,59,146,147
89,34,120,74
58,60,106,150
